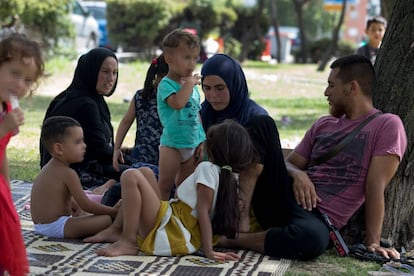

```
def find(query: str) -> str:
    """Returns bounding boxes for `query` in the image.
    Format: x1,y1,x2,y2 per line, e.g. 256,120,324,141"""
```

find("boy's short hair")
366,16,387,29
161,28,200,54
40,116,81,154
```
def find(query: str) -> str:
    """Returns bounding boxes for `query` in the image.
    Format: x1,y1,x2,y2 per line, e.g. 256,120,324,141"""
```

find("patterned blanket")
12,180,291,275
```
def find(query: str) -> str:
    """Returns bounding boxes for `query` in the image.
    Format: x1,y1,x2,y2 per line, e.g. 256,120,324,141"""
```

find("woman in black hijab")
40,47,128,188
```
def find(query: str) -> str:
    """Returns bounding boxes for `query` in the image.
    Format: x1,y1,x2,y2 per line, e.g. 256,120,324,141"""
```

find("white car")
69,0,100,51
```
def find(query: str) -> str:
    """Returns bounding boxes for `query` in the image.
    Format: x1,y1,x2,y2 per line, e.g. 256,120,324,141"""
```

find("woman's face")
96,57,118,95
202,75,230,111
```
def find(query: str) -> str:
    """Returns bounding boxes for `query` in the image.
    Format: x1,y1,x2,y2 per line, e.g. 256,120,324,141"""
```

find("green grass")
8,57,381,275
286,248,380,275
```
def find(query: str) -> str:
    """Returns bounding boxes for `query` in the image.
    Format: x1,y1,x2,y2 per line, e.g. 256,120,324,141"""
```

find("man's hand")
366,243,400,260
286,151,321,211
291,170,321,210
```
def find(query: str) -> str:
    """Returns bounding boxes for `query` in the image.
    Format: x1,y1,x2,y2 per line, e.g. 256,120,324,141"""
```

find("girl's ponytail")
142,54,168,100
207,119,258,238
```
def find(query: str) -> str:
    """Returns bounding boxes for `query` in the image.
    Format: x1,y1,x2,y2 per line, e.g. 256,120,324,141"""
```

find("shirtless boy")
31,116,119,239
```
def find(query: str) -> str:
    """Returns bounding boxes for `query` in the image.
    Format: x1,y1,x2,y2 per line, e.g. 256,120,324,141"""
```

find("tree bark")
381,0,396,20
342,0,414,249
373,0,414,249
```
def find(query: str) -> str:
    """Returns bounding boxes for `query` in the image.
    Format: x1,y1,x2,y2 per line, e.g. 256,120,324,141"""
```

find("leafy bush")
0,0,25,23
224,37,241,58
2,0,74,59
307,38,357,63
106,0,171,54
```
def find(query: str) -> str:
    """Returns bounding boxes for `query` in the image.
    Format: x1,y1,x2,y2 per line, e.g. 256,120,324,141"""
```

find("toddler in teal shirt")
157,29,206,200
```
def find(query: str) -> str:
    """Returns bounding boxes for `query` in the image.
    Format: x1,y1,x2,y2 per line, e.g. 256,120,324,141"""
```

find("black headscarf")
68,47,118,97
40,48,118,169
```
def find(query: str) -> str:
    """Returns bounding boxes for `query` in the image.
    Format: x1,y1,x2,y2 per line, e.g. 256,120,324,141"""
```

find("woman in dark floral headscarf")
200,54,328,261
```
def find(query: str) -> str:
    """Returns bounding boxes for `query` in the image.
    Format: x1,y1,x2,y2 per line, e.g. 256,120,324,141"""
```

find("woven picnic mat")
12,179,291,275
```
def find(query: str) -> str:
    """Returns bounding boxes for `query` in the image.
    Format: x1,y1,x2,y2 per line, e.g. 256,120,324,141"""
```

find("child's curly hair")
0,33,44,94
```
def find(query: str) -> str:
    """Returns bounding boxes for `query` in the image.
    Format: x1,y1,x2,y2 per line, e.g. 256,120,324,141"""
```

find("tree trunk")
373,0,414,249
292,0,309,63
381,0,396,20
317,0,347,71
238,0,265,62
342,0,414,249
269,0,282,62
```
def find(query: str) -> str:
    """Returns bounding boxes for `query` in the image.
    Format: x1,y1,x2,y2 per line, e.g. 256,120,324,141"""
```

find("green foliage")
2,0,74,59
230,3,269,59
337,40,356,55
174,1,218,39
307,38,357,63
106,0,171,53
302,0,338,40
0,0,25,21
151,1,236,49
271,0,337,43
224,36,241,58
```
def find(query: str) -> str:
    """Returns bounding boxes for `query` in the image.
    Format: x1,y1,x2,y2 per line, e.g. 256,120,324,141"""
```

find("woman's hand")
112,148,124,172
291,170,321,211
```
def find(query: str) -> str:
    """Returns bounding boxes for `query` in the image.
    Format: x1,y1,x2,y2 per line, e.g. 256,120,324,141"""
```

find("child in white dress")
84,119,257,261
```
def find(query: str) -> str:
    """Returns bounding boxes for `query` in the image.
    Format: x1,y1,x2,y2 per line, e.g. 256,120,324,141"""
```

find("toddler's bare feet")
83,225,121,243
92,179,116,195
96,237,139,257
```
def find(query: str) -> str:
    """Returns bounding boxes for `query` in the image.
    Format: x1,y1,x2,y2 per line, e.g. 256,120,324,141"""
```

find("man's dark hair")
40,116,81,154
330,55,375,97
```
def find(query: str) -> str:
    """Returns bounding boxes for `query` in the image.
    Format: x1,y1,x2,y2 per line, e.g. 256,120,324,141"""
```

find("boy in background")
355,16,387,64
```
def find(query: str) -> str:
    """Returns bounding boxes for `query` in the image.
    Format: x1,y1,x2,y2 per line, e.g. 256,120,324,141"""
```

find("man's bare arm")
285,151,321,210
364,154,401,259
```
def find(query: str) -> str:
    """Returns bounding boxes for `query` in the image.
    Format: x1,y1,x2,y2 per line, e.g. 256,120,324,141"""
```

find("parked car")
80,1,116,51
69,0,100,51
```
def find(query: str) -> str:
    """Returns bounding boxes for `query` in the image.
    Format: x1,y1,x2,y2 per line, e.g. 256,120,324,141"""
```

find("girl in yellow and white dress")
84,119,258,261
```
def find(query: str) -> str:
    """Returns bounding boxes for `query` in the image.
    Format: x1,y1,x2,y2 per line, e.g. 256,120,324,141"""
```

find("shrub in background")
1,0,74,59
305,38,356,63
106,0,170,56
